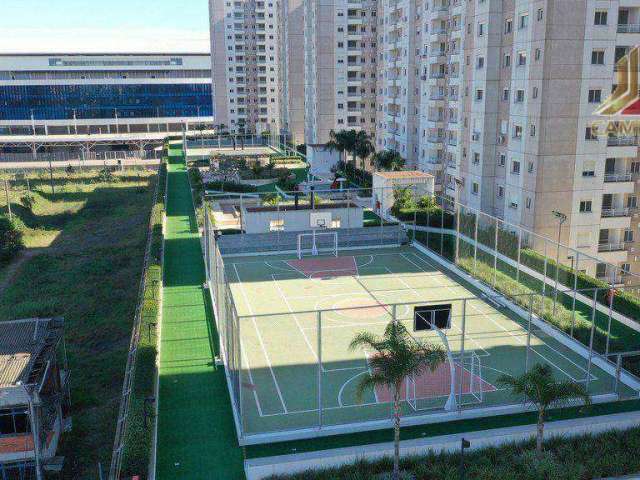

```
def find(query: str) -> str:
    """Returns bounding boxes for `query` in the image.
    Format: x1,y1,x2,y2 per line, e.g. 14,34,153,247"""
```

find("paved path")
155,145,244,479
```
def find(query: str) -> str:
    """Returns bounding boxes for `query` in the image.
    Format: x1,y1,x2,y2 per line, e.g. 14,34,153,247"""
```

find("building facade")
209,0,305,143
0,53,213,137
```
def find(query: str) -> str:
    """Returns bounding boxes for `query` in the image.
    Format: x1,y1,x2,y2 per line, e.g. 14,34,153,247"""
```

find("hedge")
204,181,258,193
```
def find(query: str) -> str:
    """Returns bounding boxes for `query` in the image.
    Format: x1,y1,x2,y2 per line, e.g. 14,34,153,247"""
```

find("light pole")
72,109,78,134
552,210,567,315
459,438,471,480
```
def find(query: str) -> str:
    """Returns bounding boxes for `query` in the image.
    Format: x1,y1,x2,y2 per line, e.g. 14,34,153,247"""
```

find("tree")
372,149,405,171
350,322,446,480
325,129,357,165
0,217,24,263
497,364,591,456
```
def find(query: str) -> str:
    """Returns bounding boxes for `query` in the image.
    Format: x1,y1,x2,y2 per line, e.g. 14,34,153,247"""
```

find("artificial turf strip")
156,146,245,480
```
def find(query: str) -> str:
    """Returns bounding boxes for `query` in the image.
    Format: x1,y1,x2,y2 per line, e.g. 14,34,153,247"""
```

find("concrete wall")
242,206,364,233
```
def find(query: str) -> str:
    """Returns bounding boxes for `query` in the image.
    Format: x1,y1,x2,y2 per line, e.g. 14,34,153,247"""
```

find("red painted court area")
287,256,358,278
374,362,496,403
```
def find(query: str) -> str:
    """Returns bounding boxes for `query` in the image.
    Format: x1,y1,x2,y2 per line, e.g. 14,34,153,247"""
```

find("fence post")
454,206,460,264
614,354,622,397
493,220,499,287
458,299,466,408
586,288,598,392
570,252,579,338
440,207,444,257
472,210,479,274
542,239,548,296
516,229,522,283
525,294,534,373
317,311,323,429
605,283,614,357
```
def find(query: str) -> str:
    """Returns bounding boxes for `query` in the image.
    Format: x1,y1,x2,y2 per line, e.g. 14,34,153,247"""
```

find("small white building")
242,203,363,233
372,171,435,216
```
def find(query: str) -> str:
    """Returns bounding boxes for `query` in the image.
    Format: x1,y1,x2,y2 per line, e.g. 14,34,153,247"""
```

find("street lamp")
552,210,567,315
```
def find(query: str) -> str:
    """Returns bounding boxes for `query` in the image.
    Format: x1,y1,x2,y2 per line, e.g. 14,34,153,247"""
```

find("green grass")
266,422,640,479
120,163,167,478
155,145,244,479
0,169,158,478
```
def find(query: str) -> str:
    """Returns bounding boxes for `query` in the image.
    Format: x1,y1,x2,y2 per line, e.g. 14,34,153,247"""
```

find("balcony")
607,136,639,147
428,135,445,144
430,93,445,101
618,24,640,33
604,173,633,182
601,207,632,218
430,72,446,79
598,242,627,253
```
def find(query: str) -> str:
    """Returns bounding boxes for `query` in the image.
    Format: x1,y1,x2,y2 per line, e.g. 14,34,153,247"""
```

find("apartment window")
588,89,602,103
526,197,532,209
497,185,504,197
499,154,506,166
504,54,511,67
503,88,510,101
515,89,525,103
591,50,605,65
533,86,539,98
628,195,638,209
519,13,529,29
624,229,634,243
582,160,596,177
476,56,485,69
473,152,480,164
0,409,29,435
476,89,484,101
594,10,608,26
585,126,598,140
537,8,543,21
478,23,485,36
622,263,631,274
530,124,536,137
512,160,521,174
504,18,513,34
535,48,541,61
513,125,523,138
632,162,640,174
269,218,284,231
528,161,534,173
579,200,592,213
517,51,527,66
472,182,479,195
331,217,342,228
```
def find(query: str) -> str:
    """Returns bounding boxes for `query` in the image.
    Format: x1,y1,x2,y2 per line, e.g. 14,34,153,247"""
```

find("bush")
0,217,24,263
20,193,35,212
204,181,257,193
97,167,116,183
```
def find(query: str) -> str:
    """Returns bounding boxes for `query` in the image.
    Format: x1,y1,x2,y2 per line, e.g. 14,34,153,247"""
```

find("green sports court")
220,244,634,442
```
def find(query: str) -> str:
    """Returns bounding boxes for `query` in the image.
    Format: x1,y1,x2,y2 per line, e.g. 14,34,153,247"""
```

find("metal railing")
618,24,640,33
604,173,633,183
601,208,631,218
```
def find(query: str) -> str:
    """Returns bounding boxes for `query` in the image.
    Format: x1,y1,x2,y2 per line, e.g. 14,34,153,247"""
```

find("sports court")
224,245,633,440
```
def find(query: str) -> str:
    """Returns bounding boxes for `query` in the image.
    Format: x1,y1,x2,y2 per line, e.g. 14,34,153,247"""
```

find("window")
512,160,521,174
497,185,504,197
513,125,523,138
579,200,592,213
622,263,631,274
0,409,29,435
515,89,525,103
535,48,541,61
526,197,532,209
504,54,511,67
591,50,605,65
517,51,527,66
473,152,480,164
472,182,479,195
585,127,598,140
530,124,536,137
331,217,341,228
588,89,602,103
594,10,608,26
582,160,596,177
519,13,529,29
475,89,484,101
537,8,543,21
478,23,485,36
499,154,506,166
624,229,634,243
476,56,485,69
269,219,284,231
504,18,513,34
527,161,534,173
533,86,539,98
503,88,510,101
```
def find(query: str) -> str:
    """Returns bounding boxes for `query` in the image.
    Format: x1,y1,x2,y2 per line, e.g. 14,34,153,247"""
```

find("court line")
239,339,264,416
271,275,365,373
232,264,288,414
401,252,597,382
338,370,369,407
264,261,298,273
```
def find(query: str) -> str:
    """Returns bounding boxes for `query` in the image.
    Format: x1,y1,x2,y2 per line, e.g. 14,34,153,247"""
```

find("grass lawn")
0,168,158,478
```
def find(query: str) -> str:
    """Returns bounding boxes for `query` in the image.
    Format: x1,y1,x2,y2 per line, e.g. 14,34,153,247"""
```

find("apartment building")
450,0,640,283
209,0,304,143
303,0,379,145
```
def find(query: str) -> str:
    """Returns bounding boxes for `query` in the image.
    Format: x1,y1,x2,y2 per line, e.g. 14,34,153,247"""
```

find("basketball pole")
311,228,318,256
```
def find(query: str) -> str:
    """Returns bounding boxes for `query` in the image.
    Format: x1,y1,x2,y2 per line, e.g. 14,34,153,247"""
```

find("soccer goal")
297,230,338,259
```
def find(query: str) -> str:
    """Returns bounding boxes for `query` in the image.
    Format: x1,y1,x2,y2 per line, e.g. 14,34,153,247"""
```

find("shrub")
20,193,35,212
0,217,24,263
204,181,257,193
97,167,116,183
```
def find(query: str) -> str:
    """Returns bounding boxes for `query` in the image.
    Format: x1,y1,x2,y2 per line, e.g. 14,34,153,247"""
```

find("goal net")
297,231,338,259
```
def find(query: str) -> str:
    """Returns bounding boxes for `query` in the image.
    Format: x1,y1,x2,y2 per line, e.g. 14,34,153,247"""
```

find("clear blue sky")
0,0,210,53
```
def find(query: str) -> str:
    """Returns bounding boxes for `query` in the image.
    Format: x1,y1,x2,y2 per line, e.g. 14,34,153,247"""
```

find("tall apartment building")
450,0,640,283
303,0,379,145
209,0,304,143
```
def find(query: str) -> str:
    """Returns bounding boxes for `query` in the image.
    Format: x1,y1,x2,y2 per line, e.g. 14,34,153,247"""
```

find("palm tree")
353,130,375,183
497,364,591,456
372,149,405,171
350,321,446,480
325,129,357,165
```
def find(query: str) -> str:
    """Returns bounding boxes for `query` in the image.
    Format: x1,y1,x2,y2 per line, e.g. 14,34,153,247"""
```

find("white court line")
402,252,597,383
355,255,374,269
338,370,369,407
264,261,298,273
232,264,288,414
239,339,264,417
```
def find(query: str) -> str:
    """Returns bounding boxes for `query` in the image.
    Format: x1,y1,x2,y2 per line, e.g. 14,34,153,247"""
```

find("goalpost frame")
297,230,338,259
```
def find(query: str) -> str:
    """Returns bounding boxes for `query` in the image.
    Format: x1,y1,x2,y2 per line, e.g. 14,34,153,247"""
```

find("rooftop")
374,170,435,179
0,318,64,387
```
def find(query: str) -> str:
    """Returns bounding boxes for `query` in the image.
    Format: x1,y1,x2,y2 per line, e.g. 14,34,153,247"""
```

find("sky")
0,0,210,53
